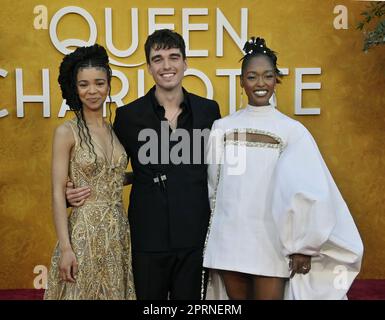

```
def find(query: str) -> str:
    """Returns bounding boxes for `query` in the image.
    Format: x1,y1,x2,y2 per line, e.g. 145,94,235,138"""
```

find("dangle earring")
270,90,277,109
102,89,112,118
103,100,107,117
239,88,244,109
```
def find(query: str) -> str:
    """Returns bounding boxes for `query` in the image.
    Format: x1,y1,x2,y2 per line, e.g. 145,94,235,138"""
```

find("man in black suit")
66,29,221,299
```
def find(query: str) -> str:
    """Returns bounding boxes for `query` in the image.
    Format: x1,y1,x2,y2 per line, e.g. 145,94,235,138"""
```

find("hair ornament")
242,36,269,57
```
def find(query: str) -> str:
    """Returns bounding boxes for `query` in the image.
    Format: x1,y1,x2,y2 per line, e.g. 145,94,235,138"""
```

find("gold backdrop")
0,0,384,288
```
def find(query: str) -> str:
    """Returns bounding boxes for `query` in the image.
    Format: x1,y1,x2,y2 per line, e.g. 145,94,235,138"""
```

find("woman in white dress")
203,37,363,300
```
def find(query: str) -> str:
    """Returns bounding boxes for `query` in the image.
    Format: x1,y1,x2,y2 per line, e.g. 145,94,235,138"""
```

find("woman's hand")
59,248,78,283
289,253,311,278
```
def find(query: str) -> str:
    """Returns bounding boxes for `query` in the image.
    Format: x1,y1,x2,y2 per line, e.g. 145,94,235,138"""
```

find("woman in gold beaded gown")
44,44,135,300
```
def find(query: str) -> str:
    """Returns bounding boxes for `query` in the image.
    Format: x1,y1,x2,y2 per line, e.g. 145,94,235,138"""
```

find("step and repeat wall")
0,0,384,288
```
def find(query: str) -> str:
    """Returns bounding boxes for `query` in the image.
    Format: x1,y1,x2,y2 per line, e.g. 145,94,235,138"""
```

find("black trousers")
132,247,204,300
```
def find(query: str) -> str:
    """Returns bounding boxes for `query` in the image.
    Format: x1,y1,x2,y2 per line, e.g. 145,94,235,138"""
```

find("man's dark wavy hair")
144,29,186,64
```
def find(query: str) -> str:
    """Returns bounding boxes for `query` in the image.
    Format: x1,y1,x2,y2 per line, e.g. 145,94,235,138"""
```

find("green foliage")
356,1,385,51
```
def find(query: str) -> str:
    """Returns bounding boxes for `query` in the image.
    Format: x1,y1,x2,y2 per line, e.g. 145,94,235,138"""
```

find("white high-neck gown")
203,105,363,299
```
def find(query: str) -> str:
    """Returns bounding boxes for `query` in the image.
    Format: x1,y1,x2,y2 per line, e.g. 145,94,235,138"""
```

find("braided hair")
240,37,281,83
58,44,113,163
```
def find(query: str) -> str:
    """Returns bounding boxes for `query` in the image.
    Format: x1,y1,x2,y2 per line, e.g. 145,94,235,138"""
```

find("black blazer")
114,88,221,251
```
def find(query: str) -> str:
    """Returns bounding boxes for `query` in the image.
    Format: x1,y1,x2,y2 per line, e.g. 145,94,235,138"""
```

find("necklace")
166,107,181,132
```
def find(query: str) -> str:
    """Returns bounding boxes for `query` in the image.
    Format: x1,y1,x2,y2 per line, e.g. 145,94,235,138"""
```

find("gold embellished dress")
44,119,136,300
